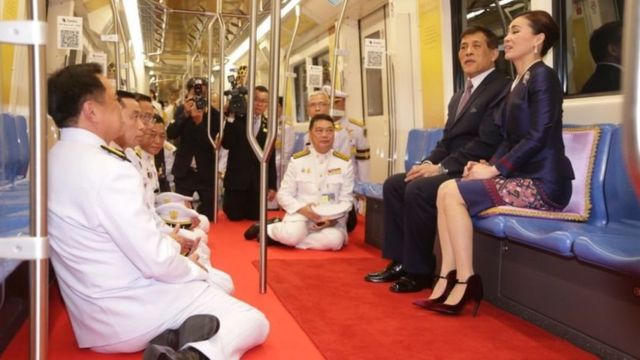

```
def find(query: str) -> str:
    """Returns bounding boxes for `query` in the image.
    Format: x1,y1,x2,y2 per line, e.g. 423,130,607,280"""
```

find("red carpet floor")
1,212,596,359
262,257,596,360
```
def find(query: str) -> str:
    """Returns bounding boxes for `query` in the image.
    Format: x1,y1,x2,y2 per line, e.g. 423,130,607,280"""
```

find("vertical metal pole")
206,17,219,223
109,0,121,89
281,5,301,182
215,0,227,224
622,2,640,197
329,0,349,115
28,0,49,359
261,0,282,294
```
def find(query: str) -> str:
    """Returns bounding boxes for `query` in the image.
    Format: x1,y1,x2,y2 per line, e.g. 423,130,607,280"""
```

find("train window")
312,51,332,86
293,62,307,122
561,0,624,96
451,0,530,89
364,31,384,116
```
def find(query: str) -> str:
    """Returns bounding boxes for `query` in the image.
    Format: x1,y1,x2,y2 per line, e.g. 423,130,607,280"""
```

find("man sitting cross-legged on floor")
47,63,269,360
245,114,354,250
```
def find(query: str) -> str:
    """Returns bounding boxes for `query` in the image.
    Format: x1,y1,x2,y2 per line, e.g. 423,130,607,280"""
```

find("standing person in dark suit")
420,11,573,316
222,85,277,221
364,26,509,293
581,21,622,94
167,78,220,220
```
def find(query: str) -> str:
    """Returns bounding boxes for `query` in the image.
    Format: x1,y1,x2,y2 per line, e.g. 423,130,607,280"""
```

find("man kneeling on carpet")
245,114,354,250
47,63,269,360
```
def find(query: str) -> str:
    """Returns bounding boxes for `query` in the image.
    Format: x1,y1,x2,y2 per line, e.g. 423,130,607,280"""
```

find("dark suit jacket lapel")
453,70,498,123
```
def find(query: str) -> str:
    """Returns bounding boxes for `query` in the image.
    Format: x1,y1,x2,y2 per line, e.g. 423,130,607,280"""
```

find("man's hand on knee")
404,163,440,182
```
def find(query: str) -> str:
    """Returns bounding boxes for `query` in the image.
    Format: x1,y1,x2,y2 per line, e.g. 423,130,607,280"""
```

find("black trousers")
174,169,215,220
382,172,454,274
223,188,260,221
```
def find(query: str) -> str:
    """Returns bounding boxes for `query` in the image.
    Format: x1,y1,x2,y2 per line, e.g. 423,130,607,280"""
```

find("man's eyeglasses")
308,101,328,108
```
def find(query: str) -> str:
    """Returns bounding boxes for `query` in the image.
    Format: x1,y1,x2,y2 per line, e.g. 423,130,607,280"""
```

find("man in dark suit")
364,26,509,292
167,78,220,220
222,85,277,221
581,21,622,94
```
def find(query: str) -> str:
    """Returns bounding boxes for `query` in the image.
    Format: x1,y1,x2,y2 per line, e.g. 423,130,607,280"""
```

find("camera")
187,77,208,110
223,74,248,117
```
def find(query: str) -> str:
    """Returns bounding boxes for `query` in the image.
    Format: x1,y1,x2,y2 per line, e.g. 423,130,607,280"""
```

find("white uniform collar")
60,128,107,146
310,145,332,159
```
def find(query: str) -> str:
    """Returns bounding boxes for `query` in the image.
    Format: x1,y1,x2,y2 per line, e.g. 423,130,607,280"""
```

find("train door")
359,6,390,183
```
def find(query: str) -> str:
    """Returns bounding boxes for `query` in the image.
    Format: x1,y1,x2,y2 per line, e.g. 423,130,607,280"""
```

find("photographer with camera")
166,77,220,220
221,81,277,221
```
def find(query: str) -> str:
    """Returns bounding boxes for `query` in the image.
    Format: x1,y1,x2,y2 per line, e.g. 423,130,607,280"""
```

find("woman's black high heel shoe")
428,274,483,317
412,270,457,309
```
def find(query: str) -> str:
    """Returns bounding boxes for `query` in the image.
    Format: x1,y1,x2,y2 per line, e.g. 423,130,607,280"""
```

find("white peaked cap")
156,203,200,225
155,192,193,207
322,85,348,98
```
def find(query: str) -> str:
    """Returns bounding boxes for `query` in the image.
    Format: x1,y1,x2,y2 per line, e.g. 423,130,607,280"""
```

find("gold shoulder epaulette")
335,123,343,131
332,150,350,161
163,141,177,152
101,145,130,162
348,118,365,127
292,148,310,159
284,119,293,126
134,147,143,158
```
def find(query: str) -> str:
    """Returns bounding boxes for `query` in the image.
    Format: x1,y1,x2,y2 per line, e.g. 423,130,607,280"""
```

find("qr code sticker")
366,50,383,68
60,29,80,49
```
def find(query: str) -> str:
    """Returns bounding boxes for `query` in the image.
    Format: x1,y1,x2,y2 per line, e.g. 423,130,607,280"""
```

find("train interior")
1,0,639,359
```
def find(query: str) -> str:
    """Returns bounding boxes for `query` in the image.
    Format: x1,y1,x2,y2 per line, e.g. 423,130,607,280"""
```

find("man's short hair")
307,90,329,102
589,21,623,63
186,77,208,91
152,113,165,125
460,25,499,49
309,113,334,130
135,93,153,103
255,85,269,93
116,90,138,106
47,63,105,128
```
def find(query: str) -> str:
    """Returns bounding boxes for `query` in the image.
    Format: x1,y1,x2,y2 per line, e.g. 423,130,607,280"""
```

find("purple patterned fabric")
479,128,598,221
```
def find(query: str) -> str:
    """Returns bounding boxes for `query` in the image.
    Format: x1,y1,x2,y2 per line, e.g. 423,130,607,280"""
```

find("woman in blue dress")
417,10,575,316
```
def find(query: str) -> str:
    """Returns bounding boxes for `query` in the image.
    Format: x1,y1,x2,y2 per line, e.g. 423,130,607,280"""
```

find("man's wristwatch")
437,164,449,175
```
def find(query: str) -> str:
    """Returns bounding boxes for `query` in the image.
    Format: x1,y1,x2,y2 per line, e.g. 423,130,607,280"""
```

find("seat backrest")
1,113,17,184
292,132,306,154
404,128,444,171
14,115,30,179
603,126,640,224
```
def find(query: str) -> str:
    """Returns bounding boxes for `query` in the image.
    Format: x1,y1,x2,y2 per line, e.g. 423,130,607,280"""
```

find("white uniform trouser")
91,285,269,360
267,214,347,250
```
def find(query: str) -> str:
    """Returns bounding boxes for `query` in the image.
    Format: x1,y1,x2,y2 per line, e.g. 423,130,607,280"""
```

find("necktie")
456,79,474,117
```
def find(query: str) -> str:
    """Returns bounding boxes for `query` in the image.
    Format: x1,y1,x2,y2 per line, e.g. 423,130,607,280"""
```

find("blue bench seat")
474,125,616,256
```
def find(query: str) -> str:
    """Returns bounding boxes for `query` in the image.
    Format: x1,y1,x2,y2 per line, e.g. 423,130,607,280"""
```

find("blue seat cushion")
573,232,640,278
473,215,510,238
502,218,593,257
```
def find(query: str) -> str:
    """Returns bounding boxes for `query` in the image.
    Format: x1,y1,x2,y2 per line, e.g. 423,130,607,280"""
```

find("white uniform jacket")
277,146,354,220
336,116,370,182
48,128,210,348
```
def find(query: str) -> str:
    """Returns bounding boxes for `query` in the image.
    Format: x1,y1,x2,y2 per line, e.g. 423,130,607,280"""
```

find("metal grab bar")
622,4,640,197
108,0,121,89
329,0,349,115
280,4,301,181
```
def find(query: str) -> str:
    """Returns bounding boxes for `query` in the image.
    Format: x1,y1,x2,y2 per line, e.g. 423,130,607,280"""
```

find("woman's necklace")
511,59,542,91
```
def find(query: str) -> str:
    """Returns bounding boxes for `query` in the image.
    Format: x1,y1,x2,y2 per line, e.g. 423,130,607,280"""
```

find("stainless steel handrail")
108,0,122,89
280,4,301,182
622,3,640,197
329,0,349,115
213,0,227,224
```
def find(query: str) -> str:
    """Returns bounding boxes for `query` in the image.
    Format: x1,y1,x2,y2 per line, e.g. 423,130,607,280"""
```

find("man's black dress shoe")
243,218,281,240
389,272,433,293
149,314,219,350
364,260,406,283
143,344,207,360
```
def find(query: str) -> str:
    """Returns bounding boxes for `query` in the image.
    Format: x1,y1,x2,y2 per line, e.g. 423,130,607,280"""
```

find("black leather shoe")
143,345,207,360
149,314,219,350
389,272,433,293
364,261,406,283
243,218,282,240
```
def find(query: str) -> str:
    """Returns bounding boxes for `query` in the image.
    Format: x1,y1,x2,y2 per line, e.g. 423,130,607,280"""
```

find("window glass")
453,0,530,87
293,62,307,123
365,31,383,116
312,51,332,86
564,0,624,95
